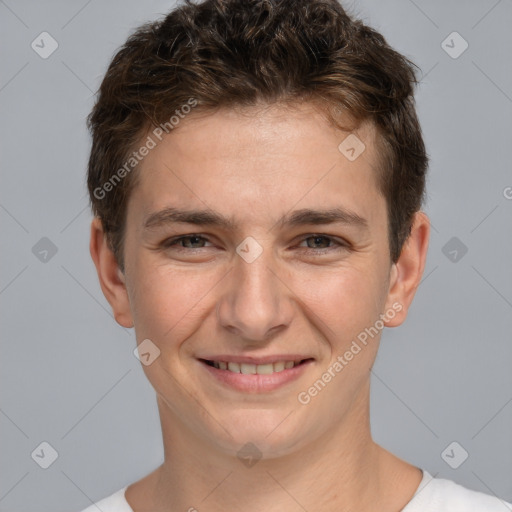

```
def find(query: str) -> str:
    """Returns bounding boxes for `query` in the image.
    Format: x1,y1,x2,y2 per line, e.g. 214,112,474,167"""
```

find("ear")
89,218,134,328
384,211,430,327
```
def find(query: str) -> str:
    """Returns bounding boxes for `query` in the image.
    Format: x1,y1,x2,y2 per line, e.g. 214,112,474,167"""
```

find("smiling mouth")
200,358,313,375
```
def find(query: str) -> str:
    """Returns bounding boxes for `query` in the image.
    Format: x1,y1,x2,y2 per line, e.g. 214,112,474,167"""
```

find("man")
82,0,511,510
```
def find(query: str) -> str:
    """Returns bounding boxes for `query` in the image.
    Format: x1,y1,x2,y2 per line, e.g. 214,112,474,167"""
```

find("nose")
216,251,294,343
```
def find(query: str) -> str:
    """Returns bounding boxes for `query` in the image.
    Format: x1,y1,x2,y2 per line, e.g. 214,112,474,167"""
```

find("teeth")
211,360,303,374
240,363,256,374
256,363,274,375
228,362,240,373
273,361,285,372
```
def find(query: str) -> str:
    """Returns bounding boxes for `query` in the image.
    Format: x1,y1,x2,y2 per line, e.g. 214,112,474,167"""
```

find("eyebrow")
143,206,368,231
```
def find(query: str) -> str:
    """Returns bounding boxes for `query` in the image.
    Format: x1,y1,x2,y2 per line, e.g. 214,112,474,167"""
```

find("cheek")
127,259,222,343
125,231,390,356
294,264,385,343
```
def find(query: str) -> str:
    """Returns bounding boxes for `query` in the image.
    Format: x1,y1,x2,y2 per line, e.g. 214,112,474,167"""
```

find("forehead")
146,103,379,171
128,103,385,230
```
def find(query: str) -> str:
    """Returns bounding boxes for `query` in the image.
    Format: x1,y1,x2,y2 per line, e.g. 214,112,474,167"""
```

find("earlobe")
384,211,430,328
89,218,134,328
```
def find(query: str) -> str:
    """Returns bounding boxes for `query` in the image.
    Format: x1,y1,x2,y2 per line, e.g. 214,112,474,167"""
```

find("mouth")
197,357,315,393
200,358,313,374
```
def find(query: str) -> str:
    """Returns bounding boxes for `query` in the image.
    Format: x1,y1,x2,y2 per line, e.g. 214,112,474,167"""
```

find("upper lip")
198,354,314,365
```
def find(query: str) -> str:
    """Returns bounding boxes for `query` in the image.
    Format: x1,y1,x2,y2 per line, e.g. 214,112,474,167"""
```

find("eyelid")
161,234,213,248
295,234,348,250
160,233,349,251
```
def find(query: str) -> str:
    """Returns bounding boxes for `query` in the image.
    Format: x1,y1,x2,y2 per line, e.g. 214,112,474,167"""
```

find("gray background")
1,0,511,510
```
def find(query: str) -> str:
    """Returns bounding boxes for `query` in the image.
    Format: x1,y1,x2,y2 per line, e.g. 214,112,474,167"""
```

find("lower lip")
198,359,314,393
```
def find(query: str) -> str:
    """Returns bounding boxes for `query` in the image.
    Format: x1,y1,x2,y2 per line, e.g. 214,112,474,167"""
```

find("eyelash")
161,234,348,255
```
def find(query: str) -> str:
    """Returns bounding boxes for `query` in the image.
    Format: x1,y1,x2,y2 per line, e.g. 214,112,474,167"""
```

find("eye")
303,235,332,249
162,235,212,249
297,234,348,253
159,233,348,256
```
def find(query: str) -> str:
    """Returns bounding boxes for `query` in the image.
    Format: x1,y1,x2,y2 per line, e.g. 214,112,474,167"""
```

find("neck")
126,382,421,512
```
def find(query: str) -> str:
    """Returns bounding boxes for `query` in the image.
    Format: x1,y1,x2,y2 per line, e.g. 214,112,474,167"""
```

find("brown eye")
295,234,349,256
305,236,332,249
180,235,207,248
162,235,211,249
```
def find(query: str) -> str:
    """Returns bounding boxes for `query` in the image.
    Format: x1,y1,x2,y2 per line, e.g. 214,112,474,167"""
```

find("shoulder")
403,471,512,512
78,486,132,512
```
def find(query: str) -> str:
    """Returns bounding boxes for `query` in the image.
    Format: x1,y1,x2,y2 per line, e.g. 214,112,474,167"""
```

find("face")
96,103,424,458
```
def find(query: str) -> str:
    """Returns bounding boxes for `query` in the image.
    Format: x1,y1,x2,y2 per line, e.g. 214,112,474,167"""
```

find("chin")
203,408,310,460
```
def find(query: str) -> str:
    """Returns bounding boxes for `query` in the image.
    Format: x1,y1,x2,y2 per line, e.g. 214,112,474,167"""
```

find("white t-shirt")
79,470,512,512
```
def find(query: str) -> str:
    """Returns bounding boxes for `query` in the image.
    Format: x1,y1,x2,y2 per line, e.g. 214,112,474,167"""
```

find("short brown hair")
87,0,428,271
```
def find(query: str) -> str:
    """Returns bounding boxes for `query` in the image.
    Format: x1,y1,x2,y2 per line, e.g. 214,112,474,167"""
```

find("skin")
90,102,430,512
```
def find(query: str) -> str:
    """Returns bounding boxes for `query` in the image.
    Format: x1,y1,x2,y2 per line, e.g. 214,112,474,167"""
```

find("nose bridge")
216,247,292,341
